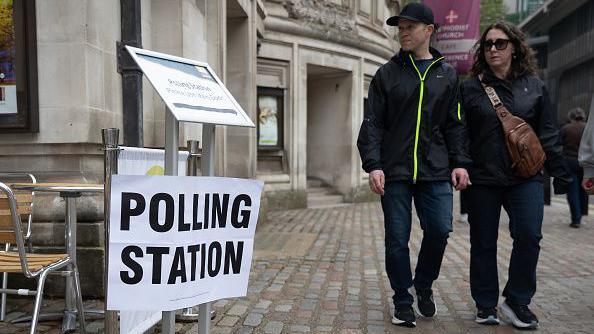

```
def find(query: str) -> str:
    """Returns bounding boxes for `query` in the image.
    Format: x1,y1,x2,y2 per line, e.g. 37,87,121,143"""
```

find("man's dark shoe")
501,300,538,330
570,222,580,228
475,307,500,325
392,306,416,328
416,289,436,317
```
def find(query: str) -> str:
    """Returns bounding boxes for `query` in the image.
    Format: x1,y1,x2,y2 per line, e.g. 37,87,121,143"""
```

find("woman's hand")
451,168,471,190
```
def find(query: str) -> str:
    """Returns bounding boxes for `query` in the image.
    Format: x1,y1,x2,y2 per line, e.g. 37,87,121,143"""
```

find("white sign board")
126,46,255,127
107,175,263,311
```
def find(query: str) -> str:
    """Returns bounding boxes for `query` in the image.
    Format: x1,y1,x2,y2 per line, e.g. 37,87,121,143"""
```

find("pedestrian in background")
460,21,570,329
578,97,594,194
357,3,472,328
560,107,587,228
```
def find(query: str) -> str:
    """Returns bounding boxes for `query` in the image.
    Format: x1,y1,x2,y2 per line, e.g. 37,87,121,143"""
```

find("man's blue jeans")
467,181,543,309
381,181,453,308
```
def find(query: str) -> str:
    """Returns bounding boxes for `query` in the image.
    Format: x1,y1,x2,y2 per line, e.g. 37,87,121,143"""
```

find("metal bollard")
177,140,201,322
102,128,120,334
187,140,200,177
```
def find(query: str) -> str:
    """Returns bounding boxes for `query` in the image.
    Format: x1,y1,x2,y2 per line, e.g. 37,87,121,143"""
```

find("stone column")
225,0,257,178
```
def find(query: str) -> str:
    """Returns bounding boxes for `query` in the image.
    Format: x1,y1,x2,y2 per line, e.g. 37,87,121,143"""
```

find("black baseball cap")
386,3,436,27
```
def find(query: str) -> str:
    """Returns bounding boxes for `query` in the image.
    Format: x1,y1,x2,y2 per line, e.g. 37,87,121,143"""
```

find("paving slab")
1,199,593,333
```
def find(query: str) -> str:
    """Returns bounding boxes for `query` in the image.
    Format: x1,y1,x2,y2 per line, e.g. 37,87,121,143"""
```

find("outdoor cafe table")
10,182,103,334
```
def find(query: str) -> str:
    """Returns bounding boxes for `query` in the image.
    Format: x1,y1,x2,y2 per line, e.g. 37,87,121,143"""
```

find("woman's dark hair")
470,21,539,80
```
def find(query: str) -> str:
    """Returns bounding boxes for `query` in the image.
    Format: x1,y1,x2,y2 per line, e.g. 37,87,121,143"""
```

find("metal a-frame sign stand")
125,46,254,334
160,112,216,334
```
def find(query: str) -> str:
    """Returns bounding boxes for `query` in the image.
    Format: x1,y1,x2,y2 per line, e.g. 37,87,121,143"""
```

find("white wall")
225,0,257,178
306,72,353,194
146,0,207,148
181,0,207,143
0,0,121,176
0,0,122,145
141,1,156,147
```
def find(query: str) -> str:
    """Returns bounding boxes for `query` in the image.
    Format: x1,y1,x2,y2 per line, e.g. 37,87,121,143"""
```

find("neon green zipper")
409,54,444,183
457,102,461,121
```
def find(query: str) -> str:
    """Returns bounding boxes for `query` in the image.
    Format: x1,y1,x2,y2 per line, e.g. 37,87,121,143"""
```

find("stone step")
307,194,344,208
306,178,324,188
307,192,342,200
306,186,333,195
306,202,352,209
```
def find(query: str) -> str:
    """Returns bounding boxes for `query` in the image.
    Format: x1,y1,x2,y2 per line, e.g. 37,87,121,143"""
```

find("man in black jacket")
357,3,472,328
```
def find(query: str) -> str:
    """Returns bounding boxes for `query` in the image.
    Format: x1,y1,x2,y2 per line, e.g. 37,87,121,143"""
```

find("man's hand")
369,170,385,195
451,168,471,191
582,177,594,195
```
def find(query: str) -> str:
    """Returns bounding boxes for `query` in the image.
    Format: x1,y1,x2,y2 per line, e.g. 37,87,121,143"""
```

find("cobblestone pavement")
1,197,593,333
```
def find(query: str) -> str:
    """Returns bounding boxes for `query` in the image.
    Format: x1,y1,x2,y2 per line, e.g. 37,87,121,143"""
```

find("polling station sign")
107,175,263,311
126,46,255,128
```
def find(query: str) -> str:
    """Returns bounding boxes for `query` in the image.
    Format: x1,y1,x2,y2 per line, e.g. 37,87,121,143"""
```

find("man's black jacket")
357,48,471,183
460,72,569,186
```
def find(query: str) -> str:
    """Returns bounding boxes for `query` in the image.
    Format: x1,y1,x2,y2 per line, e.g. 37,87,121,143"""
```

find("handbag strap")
478,74,513,122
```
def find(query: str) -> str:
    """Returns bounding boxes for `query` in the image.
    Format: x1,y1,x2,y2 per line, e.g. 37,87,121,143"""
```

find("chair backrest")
0,192,32,244
0,182,31,275
0,173,36,241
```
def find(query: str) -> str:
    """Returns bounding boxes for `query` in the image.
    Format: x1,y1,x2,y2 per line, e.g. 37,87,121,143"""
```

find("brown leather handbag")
480,77,546,178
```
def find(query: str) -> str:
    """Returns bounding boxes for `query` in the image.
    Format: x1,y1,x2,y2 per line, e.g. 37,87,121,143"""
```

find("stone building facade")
257,0,399,209
0,0,399,296
520,0,594,121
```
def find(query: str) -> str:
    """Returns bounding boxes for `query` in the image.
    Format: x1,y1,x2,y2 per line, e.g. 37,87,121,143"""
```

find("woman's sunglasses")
484,38,510,51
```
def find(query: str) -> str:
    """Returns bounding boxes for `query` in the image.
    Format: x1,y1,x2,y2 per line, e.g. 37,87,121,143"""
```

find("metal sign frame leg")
162,115,215,334
197,123,216,334
162,111,179,334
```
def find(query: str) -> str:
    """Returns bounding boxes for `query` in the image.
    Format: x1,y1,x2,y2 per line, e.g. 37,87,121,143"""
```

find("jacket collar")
391,47,444,65
479,68,531,87
480,70,504,85
479,69,514,91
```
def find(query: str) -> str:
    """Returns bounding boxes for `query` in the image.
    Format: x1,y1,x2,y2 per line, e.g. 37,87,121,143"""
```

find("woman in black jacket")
460,22,570,329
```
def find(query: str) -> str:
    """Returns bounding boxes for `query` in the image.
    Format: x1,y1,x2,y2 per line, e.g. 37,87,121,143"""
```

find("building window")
257,87,284,150
0,0,38,132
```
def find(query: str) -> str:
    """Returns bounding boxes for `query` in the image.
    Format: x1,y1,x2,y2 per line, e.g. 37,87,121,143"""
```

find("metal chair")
0,172,36,321
0,181,86,334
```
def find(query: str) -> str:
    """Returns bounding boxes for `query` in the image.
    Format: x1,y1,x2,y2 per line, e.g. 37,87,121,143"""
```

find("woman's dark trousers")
467,181,543,309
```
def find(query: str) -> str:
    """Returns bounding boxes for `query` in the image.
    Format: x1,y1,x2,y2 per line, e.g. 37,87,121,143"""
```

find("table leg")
62,196,78,334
